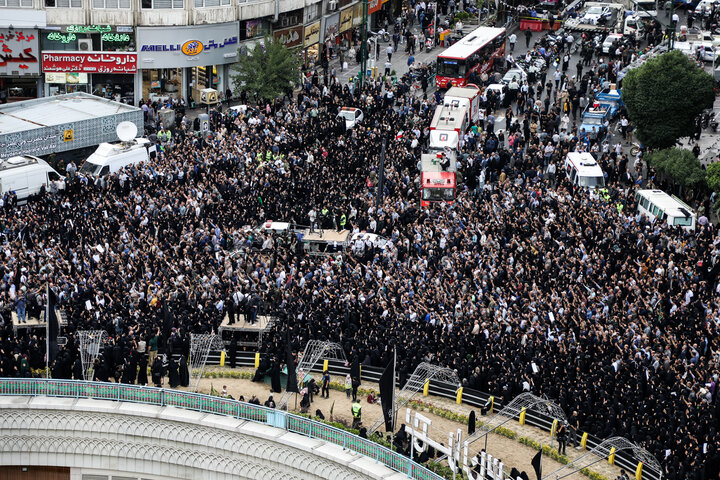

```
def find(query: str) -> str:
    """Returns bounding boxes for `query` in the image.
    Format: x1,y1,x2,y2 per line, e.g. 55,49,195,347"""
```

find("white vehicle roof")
87,138,151,164
438,26,506,59
566,152,604,176
430,105,467,131
486,83,505,93
636,189,695,219
444,86,481,100
0,155,57,175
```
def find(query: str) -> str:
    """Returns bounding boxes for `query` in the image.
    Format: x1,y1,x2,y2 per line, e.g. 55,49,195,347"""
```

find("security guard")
339,213,347,231
598,187,611,203
351,400,362,429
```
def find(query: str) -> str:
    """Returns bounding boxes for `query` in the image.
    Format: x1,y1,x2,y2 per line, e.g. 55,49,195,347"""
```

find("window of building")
0,0,33,7
92,0,131,8
141,0,183,8
194,0,230,6
45,0,82,7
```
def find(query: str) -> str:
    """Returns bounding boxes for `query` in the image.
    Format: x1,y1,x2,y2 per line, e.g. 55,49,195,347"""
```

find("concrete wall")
0,396,407,480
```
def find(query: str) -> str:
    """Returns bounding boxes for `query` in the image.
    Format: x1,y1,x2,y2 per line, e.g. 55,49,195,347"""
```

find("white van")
564,152,605,189
635,189,697,230
0,155,65,201
80,138,156,177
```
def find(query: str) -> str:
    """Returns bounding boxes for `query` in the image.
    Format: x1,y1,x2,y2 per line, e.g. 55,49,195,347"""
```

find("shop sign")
0,28,39,76
44,72,88,84
324,13,340,41
42,51,137,74
352,4,363,26
63,129,74,142
340,8,353,33
67,25,110,33
46,32,76,44
101,33,131,43
137,22,240,68
368,0,382,14
273,26,303,49
304,21,320,47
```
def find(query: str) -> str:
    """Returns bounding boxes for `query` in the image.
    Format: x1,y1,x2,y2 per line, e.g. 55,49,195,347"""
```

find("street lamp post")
360,0,369,87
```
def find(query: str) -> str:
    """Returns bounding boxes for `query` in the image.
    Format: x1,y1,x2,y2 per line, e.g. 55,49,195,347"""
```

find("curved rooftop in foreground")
0,386,424,480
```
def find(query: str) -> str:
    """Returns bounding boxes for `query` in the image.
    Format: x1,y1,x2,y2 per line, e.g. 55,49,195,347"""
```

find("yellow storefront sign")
304,21,320,47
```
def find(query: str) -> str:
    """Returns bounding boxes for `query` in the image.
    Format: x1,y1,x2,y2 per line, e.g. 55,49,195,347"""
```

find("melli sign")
42,52,137,74
137,22,240,69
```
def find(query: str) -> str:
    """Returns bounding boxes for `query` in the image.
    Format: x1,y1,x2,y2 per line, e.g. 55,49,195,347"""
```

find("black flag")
531,449,542,480
285,339,298,393
379,355,395,432
46,285,59,365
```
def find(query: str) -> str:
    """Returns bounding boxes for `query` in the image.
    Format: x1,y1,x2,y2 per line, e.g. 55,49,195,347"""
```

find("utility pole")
360,0,369,87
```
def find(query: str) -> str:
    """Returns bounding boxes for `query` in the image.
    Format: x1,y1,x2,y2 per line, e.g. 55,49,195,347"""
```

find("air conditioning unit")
78,39,93,51
328,0,337,10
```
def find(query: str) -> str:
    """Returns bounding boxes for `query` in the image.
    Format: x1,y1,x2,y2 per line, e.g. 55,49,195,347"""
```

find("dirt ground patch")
170,367,622,480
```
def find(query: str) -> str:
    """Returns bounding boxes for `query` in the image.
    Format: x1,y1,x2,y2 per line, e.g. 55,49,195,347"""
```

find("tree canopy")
646,148,706,189
707,162,720,193
622,50,715,150
230,36,300,104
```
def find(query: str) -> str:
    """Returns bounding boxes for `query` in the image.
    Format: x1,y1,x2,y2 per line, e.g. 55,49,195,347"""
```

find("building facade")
0,0,396,106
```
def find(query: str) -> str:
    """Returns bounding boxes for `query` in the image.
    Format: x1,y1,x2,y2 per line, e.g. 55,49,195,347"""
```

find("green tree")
708,162,720,193
622,50,715,150
646,148,706,191
230,36,300,104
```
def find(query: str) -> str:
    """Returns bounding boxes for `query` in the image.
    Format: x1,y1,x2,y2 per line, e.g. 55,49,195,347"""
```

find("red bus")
436,26,506,89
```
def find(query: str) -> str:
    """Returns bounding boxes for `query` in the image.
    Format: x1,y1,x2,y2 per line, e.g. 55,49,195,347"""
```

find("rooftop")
0,92,140,135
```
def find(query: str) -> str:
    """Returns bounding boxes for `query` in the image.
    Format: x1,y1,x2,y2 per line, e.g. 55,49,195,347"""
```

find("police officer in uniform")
352,400,362,429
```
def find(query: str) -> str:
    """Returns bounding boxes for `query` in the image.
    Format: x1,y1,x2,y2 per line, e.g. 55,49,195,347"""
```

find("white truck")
80,122,157,177
442,85,482,124
0,155,65,201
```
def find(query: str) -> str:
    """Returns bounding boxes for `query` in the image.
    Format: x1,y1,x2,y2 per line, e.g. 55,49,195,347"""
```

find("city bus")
436,26,506,89
635,189,697,230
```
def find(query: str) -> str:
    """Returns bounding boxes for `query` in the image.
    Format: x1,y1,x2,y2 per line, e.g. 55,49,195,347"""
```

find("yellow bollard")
220,350,226,367
519,407,527,425
581,432,588,450
551,419,558,439
423,380,430,396
608,446,616,465
254,352,260,368
635,462,643,480
323,359,329,371
489,396,494,413
456,388,463,404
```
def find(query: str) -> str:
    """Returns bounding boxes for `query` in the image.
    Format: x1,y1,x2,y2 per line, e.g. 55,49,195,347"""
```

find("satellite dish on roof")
116,121,138,143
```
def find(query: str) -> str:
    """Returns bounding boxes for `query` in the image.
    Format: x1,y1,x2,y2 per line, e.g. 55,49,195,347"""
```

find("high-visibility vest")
352,402,362,418
340,214,347,227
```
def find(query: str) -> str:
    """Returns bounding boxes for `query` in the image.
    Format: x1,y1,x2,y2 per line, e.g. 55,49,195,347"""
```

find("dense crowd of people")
1,4,720,478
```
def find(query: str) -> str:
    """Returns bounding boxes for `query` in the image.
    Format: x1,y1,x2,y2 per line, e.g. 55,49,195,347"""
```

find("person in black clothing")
151,357,163,387
557,421,567,455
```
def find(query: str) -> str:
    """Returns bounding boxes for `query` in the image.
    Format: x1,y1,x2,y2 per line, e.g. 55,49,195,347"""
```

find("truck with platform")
419,153,459,208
